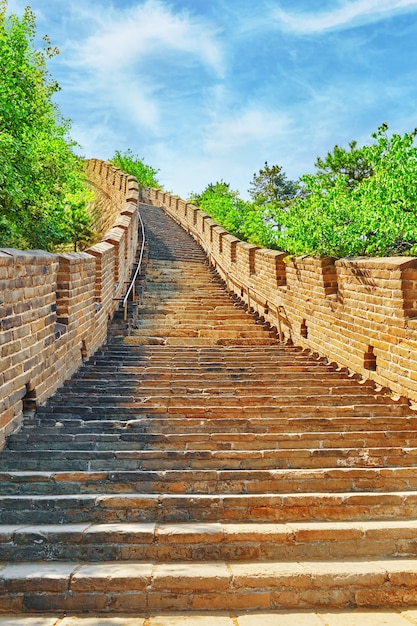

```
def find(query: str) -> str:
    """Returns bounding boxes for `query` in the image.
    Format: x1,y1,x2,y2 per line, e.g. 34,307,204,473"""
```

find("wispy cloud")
204,107,293,153
69,0,224,75
272,0,417,34
57,0,225,135
4,0,417,200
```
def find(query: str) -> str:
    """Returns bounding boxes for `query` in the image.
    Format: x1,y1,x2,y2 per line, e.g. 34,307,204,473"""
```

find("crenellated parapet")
0,160,140,446
147,187,417,404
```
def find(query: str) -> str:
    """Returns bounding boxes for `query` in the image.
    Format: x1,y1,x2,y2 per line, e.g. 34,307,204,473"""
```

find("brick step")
135,307,252,317
1,491,417,524
90,346,317,357
13,423,416,441
92,368,358,379
139,296,243,306
140,281,250,290
134,313,261,323
131,327,275,337
62,381,377,396
130,330,276,339
36,403,413,420
92,343,306,354
34,404,414,420
134,322,268,331
48,379,380,406
1,467,417,496
70,363,356,382
7,431,417,454
27,415,417,435
98,343,303,352
2,557,417,613
83,355,321,364
1,447,417,471
124,337,279,347
2,519,417,563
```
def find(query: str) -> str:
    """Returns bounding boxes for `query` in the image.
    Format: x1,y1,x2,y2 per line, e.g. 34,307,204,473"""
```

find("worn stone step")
73,369,354,381
21,418,417,446
124,337,279,347
7,429,416,458
71,362,349,372
54,382,383,399
2,519,417,563
1,491,417,524
3,446,417,471
9,429,417,451
1,467,417,496
27,404,398,420
2,558,417,613
131,329,275,340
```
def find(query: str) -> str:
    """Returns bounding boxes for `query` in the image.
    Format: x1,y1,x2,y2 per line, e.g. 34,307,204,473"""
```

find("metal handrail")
210,254,284,341
122,202,146,321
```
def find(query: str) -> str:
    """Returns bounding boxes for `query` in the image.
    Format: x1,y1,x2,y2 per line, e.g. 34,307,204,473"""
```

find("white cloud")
69,0,223,75
204,108,293,154
57,0,225,135
272,0,417,34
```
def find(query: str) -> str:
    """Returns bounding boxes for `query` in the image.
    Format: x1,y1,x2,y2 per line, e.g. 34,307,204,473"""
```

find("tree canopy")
248,161,298,207
190,125,417,259
275,124,417,257
0,1,92,251
189,181,275,248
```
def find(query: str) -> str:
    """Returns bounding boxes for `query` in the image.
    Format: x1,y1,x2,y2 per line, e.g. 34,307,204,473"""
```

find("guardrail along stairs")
1,202,417,614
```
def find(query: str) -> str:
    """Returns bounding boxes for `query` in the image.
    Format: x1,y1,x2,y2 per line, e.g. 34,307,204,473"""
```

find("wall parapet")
0,159,139,446
145,187,417,404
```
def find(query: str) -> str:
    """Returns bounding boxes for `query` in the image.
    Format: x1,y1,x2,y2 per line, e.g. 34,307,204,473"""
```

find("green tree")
189,181,276,248
0,1,91,251
314,140,373,190
111,150,161,189
248,162,299,235
276,125,417,257
248,162,298,206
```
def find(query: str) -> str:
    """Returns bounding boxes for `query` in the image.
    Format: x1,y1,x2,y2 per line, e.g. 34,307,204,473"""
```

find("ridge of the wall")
145,187,417,404
0,159,140,447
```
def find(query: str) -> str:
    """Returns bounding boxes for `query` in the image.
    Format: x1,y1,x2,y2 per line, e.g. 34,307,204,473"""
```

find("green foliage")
111,150,161,189
248,161,298,207
190,126,417,259
248,161,299,235
189,181,276,249
275,124,417,257
314,140,373,189
0,1,92,251
63,192,96,252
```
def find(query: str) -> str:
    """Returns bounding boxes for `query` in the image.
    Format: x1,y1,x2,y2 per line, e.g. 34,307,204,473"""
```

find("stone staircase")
1,203,417,615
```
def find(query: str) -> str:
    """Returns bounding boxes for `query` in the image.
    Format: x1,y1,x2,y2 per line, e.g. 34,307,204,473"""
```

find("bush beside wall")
0,159,140,447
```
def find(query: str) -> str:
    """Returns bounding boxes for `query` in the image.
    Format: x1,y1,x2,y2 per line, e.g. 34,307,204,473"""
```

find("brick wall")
0,160,140,447
146,188,417,404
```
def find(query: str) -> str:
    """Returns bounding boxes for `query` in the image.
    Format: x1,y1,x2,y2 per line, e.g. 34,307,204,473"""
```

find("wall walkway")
2,162,417,447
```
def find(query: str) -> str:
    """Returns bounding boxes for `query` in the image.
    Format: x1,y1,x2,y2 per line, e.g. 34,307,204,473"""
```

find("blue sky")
6,0,417,198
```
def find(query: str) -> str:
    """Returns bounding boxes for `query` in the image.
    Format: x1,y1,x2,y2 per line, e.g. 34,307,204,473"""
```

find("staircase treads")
2,558,417,612
1,467,417,496
0,491,417,524
2,519,417,562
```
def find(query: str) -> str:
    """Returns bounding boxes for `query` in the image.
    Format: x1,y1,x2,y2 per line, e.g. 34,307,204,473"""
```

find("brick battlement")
0,159,140,447
146,187,417,405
